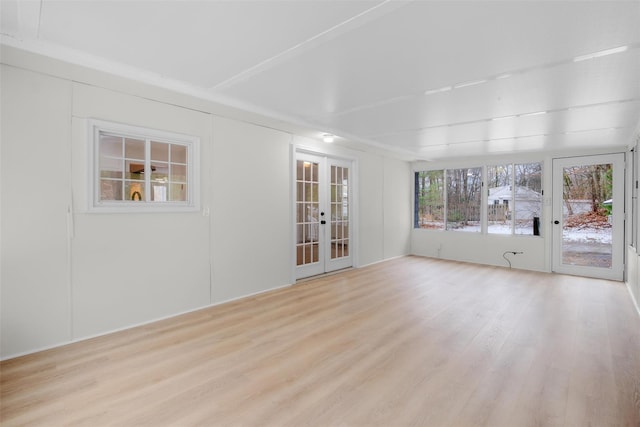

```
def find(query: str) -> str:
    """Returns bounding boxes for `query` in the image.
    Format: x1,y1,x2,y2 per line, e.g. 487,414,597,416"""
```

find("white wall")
211,116,293,303
1,66,73,355
383,157,411,259
69,83,213,338
0,51,411,359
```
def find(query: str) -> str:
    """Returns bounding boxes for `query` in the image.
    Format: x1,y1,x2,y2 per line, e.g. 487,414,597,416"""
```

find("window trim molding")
87,119,200,213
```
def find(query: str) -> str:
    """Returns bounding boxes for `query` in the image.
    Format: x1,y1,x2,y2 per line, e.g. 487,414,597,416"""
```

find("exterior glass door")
552,154,624,280
295,153,352,279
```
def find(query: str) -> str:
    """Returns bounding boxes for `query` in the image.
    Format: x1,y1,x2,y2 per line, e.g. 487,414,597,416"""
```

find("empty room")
1,0,639,425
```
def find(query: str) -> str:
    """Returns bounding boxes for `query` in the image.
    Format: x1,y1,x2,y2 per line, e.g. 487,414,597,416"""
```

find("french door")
295,153,352,279
552,153,625,280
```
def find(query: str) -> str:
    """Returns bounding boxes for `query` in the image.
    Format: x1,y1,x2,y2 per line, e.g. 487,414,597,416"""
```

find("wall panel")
210,117,292,302
383,157,411,259
1,66,72,357
70,84,212,339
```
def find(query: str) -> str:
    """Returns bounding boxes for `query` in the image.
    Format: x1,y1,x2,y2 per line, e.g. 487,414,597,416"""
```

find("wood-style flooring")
1,256,639,426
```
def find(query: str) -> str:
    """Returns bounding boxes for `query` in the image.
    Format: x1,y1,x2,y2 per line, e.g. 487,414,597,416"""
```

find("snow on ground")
562,228,612,245
441,222,612,245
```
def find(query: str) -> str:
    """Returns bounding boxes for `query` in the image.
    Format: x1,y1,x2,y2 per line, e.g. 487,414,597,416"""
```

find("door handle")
554,220,560,224
320,220,326,225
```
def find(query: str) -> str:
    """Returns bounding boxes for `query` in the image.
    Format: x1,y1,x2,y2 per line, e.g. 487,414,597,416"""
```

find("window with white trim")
414,162,542,235
89,120,199,212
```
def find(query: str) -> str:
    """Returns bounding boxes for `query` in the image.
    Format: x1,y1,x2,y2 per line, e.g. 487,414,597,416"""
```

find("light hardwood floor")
1,256,639,426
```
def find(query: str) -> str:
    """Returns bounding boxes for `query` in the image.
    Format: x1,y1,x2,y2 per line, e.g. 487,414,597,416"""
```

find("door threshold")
295,267,354,284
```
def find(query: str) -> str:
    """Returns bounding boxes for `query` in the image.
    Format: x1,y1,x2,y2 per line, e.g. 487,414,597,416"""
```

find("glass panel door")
295,155,324,278
327,159,352,272
552,154,624,280
295,154,353,279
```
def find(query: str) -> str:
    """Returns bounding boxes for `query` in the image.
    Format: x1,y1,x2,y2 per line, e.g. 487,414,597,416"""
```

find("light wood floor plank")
1,256,639,426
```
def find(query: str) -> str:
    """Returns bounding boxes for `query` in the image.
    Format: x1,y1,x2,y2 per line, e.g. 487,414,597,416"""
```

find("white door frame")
552,153,625,280
292,148,357,281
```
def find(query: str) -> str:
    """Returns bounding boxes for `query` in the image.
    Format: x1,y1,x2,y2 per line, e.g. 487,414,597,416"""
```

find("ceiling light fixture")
573,45,628,62
322,134,335,143
453,79,487,89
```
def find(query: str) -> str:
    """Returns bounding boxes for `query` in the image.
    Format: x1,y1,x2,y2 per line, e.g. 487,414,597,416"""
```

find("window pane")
100,135,124,181
296,203,304,223
446,168,481,232
100,157,123,179
100,179,123,201
169,183,187,201
311,183,320,202
151,163,169,181
126,161,146,178
170,164,187,182
151,141,169,161
296,225,304,244
415,171,445,229
100,134,122,157
125,181,145,201
514,163,543,235
171,144,187,163
487,165,513,234
124,138,145,160
151,184,168,202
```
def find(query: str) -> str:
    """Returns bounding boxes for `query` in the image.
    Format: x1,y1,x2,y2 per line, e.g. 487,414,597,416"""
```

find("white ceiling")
2,0,639,160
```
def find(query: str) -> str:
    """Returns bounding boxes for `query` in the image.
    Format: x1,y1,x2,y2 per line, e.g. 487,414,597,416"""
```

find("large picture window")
89,120,199,212
415,162,542,235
